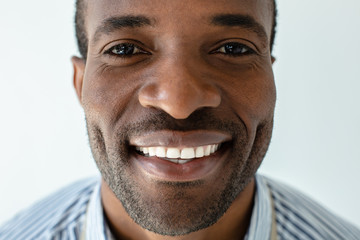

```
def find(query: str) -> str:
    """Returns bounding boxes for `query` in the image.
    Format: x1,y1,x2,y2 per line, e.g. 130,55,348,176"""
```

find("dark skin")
72,0,276,239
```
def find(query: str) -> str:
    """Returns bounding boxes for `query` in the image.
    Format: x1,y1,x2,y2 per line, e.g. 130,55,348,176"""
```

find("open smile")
135,143,221,164
129,130,232,182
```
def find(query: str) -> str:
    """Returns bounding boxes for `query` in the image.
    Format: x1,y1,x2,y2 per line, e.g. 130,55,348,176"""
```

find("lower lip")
131,146,229,182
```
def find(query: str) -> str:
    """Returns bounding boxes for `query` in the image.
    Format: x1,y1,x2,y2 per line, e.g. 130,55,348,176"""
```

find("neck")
101,178,255,240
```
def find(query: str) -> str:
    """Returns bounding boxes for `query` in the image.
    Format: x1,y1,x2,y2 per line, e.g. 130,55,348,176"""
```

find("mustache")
117,108,247,140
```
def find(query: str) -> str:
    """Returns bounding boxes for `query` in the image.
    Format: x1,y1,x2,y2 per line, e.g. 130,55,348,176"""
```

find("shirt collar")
84,174,272,240
244,174,273,240
83,177,114,240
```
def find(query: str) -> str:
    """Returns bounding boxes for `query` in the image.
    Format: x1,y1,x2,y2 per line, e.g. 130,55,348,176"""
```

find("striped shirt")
1,175,359,240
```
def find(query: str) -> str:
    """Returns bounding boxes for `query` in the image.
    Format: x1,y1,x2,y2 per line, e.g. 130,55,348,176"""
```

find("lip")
129,130,232,182
129,130,232,147
131,144,230,182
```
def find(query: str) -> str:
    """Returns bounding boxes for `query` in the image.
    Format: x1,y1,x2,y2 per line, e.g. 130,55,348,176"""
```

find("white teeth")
148,147,156,157
210,145,216,153
181,148,195,159
155,147,166,158
167,148,180,158
195,147,204,158
166,159,192,164
204,145,211,156
136,144,221,162
178,159,192,164
140,147,149,154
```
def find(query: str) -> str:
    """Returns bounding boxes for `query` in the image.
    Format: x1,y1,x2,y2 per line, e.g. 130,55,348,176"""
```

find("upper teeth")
136,144,220,160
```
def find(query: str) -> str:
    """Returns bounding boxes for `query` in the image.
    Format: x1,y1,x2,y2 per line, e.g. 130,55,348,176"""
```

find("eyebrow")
93,15,152,43
92,14,268,46
211,14,268,45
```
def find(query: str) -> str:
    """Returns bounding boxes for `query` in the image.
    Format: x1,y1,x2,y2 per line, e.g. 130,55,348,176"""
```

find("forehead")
85,0,273,40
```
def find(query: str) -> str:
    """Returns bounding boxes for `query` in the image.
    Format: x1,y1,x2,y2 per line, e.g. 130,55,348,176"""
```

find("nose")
138,59,221,119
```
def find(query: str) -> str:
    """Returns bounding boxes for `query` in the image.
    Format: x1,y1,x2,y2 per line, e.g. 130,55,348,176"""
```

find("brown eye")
214,42,254,56
105,43,145,57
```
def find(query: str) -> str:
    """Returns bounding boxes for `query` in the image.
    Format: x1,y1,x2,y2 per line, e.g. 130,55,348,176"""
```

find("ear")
271,56,276,64
71,56,86,104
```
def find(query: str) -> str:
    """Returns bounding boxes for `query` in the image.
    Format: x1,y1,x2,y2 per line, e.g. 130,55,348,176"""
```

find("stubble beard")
86,110,273,236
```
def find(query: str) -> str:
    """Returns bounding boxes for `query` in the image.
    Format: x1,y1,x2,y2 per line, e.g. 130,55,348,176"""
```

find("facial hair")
86,109,273,236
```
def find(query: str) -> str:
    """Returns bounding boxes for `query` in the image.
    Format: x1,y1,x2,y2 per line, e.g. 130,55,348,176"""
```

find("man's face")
74,0,275,236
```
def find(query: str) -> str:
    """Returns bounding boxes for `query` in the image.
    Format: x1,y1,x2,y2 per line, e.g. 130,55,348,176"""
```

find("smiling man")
1,0,360,240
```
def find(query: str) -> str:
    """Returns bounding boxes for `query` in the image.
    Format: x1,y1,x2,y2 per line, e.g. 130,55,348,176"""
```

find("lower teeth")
169,159,192,164
141,153,193,164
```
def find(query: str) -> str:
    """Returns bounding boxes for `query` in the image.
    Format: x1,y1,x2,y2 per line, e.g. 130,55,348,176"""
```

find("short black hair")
75,0,277,59
75,0,87,59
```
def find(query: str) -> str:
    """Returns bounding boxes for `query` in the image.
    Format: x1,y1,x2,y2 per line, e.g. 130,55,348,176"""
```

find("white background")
0,0,359,228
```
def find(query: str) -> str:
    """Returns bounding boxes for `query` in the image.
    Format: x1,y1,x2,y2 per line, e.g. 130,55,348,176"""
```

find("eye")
104,43,147,57
212,42,254,56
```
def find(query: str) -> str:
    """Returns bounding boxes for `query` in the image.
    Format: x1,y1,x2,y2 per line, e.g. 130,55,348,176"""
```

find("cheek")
81,63,142,129
219,62,276,132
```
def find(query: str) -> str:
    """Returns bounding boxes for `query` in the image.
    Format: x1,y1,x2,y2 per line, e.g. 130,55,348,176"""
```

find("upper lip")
129,130,232,147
